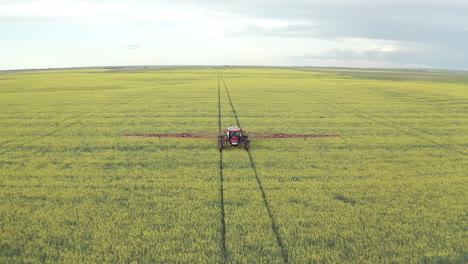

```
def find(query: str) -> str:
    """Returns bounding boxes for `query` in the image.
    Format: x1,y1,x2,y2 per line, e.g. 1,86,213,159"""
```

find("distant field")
0,68,466,263
306,67,468,84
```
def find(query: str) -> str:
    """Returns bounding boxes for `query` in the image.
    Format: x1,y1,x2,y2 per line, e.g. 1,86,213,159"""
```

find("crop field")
0,67,466,263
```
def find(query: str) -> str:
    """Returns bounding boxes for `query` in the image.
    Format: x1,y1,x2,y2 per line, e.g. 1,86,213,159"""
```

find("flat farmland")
0,68,466,263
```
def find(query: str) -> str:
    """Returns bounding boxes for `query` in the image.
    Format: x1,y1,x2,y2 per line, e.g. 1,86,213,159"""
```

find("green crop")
0,68,466,263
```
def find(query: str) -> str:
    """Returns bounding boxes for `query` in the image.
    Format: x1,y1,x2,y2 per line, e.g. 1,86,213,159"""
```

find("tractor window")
230,132,241,138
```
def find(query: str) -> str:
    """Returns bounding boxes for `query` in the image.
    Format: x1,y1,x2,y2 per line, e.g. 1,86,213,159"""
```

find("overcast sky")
1,0,468,70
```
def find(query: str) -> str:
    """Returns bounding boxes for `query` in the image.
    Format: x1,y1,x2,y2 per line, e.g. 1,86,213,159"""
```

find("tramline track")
219,73,289,264
217,73,228,264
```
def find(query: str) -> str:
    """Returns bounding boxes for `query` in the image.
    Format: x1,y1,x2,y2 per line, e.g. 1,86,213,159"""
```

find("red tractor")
218,126,250,150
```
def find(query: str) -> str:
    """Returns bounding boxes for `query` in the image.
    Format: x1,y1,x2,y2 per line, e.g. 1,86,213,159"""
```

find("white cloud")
364,44,399,53
0,1,207,26
125,45,141,49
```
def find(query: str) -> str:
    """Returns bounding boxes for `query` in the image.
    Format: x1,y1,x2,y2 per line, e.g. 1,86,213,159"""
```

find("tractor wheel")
218,139,224,151
244,140,250,150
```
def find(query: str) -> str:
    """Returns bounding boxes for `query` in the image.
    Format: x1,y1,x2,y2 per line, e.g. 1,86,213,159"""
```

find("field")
0,67,466,263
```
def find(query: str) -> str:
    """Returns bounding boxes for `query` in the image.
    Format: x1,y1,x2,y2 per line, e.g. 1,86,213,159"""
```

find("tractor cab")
227,126,243,146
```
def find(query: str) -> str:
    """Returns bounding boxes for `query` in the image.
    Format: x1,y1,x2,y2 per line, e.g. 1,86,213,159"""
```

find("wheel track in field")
217,73,228,264
220,73,289,264
0,89,155,157
292,90,467,156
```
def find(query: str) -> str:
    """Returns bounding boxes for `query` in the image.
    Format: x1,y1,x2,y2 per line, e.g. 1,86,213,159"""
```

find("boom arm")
124,132,220,138
245,132,339,138
125,130,339,139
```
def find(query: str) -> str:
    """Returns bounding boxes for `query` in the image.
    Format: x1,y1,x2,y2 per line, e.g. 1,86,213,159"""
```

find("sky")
1,0,468,70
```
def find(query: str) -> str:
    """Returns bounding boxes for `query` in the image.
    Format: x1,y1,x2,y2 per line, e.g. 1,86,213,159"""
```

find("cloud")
289,41,468,69
310,45,408,61
213,0,468,69
0,0,207,26
3,1,467,44
125,45,141,49
208,1,468,40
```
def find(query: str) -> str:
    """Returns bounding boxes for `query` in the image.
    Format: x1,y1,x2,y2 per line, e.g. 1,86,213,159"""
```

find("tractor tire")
244,140,250,150
218,139,224,151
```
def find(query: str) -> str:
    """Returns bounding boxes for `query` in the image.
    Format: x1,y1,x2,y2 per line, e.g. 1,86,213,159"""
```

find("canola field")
0,68,466,263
